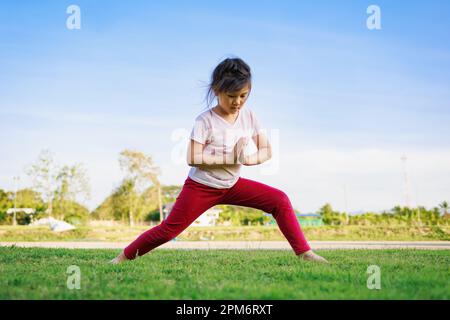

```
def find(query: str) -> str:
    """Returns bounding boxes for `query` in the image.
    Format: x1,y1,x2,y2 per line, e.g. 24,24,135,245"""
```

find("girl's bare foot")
298,250,329,264
109,251,128,264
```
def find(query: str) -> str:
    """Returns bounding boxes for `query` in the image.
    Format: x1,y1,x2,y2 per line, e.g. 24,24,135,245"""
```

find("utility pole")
13,176,19,226
343,184,349,224
343,184,348,214
415,184,420,208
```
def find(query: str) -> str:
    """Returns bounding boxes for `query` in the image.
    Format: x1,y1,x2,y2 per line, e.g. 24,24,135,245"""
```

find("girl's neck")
213,105,233,117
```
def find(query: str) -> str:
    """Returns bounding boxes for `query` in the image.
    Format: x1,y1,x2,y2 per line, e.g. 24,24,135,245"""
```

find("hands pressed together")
232,136,249,165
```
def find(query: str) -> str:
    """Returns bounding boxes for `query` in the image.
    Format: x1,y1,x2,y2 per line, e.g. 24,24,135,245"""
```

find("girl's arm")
240,133,272,166
187,139,243,169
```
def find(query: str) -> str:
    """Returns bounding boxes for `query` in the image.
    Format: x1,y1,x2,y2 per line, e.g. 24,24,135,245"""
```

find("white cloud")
2,110,449,214
240,147,450,213
0,109,177,128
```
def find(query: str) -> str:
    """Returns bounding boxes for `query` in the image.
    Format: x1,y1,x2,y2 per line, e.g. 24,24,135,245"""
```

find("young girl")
110,57,328,264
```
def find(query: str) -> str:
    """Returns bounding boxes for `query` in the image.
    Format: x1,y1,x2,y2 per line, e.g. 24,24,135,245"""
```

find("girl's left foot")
298,250,329,264
109,251,128,264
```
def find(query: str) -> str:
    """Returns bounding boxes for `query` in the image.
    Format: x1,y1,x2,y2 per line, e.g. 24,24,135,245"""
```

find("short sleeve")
190,116,209,144
251,110,263,138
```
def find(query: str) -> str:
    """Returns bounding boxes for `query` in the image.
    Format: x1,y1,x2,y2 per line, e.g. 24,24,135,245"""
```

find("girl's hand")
238,151,249,165
232,137,248,164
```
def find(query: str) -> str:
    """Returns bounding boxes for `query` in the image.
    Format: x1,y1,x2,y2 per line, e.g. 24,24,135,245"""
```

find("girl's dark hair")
204,57,252,110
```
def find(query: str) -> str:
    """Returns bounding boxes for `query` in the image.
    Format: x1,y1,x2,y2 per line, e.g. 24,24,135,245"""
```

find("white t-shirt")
188,107,263,189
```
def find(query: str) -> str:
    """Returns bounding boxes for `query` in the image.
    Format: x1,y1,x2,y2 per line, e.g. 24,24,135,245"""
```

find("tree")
0,189,13,224
53,164,91,221
92,184,182,223
215,205,270,226
26,149,58,217
0,188,46,225
26,149,91,222
14,189,46,224
439,201,449,216
119,150,163,223
110,178,142,224
318,203,344,225
91,195,114,220
61,200,90,225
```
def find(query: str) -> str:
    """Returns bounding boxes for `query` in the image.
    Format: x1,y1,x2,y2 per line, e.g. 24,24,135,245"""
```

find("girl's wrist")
238,153,248,165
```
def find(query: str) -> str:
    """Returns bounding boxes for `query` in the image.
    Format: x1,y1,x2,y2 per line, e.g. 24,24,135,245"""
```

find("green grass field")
0,247,448,299
1,224,449,241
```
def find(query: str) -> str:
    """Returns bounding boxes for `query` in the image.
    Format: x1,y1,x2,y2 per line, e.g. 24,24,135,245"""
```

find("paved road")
1,241,449,250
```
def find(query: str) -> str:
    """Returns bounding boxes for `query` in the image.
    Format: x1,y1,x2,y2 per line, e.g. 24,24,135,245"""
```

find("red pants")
123,176,311,259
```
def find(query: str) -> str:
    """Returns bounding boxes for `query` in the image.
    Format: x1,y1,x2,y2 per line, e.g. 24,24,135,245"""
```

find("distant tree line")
318,202,450,226
1,149,449,227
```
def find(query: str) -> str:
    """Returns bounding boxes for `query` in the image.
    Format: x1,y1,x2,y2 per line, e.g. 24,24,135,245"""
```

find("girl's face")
215,83,251,115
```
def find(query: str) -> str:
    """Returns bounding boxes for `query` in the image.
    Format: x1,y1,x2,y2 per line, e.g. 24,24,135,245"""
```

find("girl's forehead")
226,84,251,95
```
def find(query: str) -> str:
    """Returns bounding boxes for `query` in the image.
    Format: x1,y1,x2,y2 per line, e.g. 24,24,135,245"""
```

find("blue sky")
1,0,449,213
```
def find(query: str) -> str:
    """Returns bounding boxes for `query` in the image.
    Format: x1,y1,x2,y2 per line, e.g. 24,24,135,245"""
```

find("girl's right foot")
109,251,128,264
298,250,329,264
